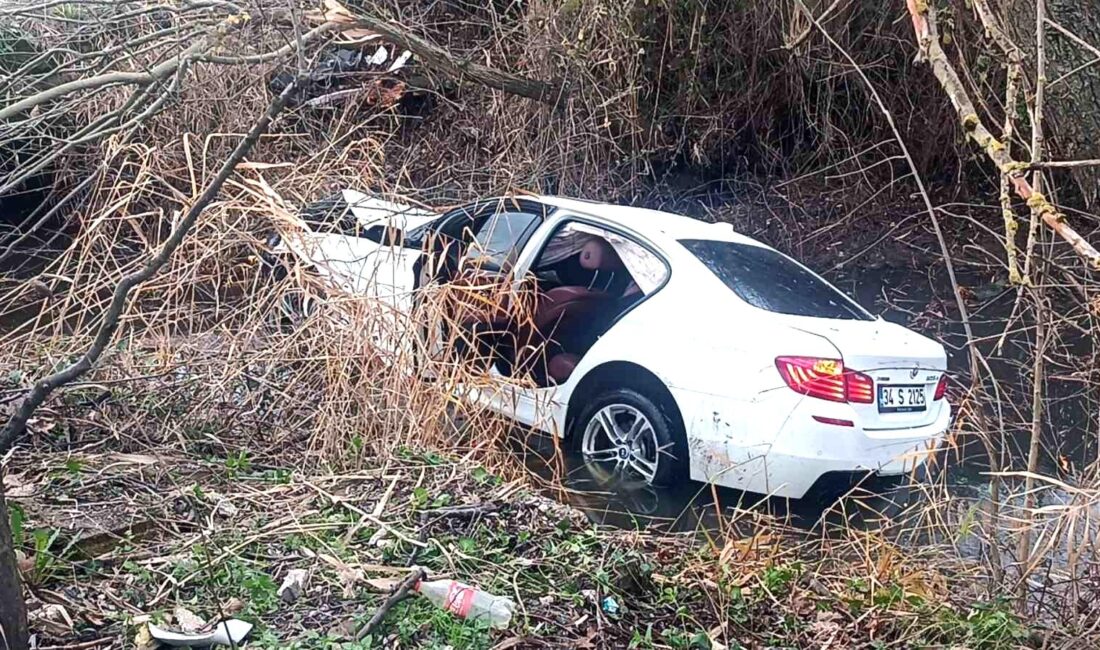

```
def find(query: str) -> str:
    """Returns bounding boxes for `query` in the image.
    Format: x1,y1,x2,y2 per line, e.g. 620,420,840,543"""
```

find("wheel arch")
564,361,687,440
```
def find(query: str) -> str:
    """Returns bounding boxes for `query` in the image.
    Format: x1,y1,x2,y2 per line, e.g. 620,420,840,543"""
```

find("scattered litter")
220,597,245,616
368,45,388,66
174,606,205,633
367,527,390,548
387,50,412,72
538,595,554,607
600,596,620,616
133,621,156,650
202,490,239,518
147,619,253,647
417,578,515,629
278,568,309,603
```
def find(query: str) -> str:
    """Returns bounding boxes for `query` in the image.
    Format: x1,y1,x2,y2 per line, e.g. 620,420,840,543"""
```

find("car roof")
534,195,768,249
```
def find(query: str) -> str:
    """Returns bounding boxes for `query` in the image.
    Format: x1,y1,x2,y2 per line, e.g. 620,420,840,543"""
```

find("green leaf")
8,502,25,546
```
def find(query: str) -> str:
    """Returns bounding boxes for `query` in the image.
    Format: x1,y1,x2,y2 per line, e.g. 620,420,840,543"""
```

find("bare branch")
1026,158,1100,169
904,0,1100,271
342,11,567,104
1021,0,1049,285
355,568,425,640
0,39,210,121
0,78,300,452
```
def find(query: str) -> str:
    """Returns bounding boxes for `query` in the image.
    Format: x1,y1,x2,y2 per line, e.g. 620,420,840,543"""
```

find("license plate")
877,384,927,413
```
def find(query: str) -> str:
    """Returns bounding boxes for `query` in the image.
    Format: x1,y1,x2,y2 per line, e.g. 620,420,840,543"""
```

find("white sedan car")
273,191,950,499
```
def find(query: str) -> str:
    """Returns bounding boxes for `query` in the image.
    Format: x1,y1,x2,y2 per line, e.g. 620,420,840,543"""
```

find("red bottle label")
445,581,476,617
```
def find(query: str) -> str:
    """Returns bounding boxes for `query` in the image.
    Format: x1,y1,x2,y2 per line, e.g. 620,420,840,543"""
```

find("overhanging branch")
904,0,1100,271
344,12,567,104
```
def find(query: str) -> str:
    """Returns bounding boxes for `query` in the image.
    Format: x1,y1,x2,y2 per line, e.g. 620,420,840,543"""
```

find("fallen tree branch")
356,567,425,640
1025,158,1100,169
0,475,29,650
342,11,566,104
0,79,300,453
904,0,1100,271
0,18,333,122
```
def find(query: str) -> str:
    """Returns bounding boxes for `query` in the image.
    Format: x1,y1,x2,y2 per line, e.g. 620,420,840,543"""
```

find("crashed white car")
272,191,950,499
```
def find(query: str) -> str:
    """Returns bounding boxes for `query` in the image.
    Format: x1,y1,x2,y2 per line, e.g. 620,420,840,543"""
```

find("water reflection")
513,429,925,536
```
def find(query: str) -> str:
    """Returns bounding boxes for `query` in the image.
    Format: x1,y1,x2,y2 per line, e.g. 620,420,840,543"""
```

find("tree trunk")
1007,0,1100,208
0,472,30,650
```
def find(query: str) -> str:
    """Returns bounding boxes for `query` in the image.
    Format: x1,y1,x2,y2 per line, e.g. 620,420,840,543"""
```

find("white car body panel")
281,192,950,499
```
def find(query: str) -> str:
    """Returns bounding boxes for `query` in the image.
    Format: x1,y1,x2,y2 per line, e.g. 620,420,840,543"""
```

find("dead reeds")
1,1,1100,647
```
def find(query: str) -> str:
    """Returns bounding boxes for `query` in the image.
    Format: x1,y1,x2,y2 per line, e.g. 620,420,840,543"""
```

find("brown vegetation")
1,0,1100,648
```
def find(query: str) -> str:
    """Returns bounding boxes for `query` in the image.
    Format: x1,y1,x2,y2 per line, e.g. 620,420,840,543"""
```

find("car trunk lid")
787,317,947,430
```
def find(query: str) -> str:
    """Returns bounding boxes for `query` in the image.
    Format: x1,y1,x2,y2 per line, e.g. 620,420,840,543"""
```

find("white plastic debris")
278,568,309,603
147,619,253,647
387,50,412,72
368,45,388,66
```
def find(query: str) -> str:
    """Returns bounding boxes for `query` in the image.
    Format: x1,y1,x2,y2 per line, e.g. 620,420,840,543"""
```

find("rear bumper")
677,387,949,499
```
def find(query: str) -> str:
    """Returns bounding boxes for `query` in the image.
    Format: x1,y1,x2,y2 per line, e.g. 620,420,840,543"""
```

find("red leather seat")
531,286,609,335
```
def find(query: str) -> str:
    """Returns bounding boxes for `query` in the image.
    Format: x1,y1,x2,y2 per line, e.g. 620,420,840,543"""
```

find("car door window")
462,211,542,274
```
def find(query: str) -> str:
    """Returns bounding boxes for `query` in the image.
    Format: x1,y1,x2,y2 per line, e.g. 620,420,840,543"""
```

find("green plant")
241,569,280,613
962,600,1029,649
629,624,655,649
469,466,498,485
390,597,492,648
410,486,429,509
760,562,800,597
663,627,712,649
8,502,25,546
224,450,252,476
263,468,292,484
26,527,65,583
64,457,84,476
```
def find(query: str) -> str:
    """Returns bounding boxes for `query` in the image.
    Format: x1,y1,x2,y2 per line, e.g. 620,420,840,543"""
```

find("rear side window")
680,239,872,321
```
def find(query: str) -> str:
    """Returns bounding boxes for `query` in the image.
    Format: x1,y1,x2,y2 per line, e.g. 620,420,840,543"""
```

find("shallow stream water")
512,261,1098,577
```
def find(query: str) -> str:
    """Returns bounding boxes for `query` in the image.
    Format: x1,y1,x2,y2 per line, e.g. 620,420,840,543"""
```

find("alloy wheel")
580,403,667,484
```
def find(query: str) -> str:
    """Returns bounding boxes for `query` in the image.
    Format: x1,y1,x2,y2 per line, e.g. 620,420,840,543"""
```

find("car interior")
447,220,660,387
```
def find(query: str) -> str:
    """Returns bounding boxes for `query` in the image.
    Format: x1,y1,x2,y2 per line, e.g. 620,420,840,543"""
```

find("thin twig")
355,567,425,640
0,78,302,452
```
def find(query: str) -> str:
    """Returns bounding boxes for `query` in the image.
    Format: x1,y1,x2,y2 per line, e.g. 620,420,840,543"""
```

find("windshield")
680,239,872,321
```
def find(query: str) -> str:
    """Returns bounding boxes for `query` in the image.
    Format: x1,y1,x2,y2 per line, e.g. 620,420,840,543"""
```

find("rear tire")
569,386,688,487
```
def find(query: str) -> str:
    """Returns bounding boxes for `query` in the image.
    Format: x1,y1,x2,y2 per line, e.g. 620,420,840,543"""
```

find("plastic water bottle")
416,578,515,629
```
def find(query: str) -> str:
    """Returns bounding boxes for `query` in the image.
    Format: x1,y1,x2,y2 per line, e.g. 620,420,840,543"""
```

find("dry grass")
1,1,1100,648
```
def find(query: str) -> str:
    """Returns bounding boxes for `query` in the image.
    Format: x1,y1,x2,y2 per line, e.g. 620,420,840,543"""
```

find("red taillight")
812,415,855,427
775,356,876,404
934,374,948,400
775,356,846,403
846,371,875,404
